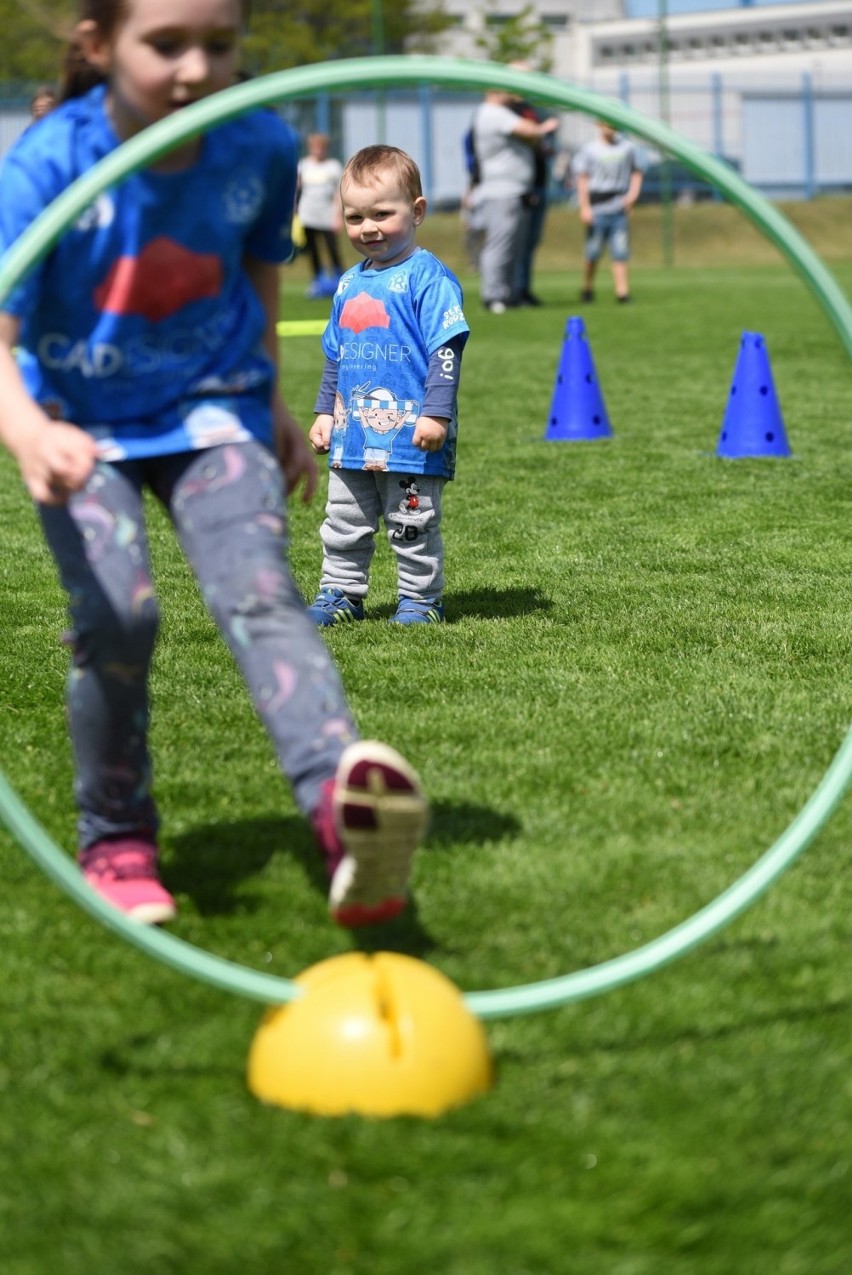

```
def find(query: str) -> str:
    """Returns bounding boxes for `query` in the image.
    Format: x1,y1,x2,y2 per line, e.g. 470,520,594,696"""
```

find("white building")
416,1,852,198
432,1,852,86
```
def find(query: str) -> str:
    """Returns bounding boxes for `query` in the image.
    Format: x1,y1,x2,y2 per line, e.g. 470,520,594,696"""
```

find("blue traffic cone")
544,316,613,442
716,331,791,459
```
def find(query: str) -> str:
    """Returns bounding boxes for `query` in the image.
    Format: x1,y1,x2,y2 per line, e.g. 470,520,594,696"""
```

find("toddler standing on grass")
307,145,469,627
0,0,427,927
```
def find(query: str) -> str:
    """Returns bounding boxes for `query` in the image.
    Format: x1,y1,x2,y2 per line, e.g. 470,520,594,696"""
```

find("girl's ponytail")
59,34,107,102
58,0,125,102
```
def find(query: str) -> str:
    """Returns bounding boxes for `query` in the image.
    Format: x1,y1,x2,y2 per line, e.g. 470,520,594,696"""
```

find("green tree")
241,0,452,75
474,2,553,73
0,0,72,88
0,0,452,89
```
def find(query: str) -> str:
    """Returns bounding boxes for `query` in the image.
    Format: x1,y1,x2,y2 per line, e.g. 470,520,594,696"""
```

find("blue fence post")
802,72,816,199
619,72,630,106
315,92,331,135
418,83,434,201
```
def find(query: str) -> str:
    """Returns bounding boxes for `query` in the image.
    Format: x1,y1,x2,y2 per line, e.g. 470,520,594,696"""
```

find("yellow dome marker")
247,952,493,1117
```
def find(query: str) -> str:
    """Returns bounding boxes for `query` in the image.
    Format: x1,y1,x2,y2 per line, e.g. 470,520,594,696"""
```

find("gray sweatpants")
39,441,358,850
479,195,531,306
319,468,446,601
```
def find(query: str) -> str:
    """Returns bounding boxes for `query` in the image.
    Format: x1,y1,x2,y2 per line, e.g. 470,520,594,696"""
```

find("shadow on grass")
368,584,554,622
577,992,852,1060
164,799,521,957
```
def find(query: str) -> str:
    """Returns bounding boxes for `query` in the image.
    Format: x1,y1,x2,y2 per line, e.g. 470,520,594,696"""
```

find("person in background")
507,61,556,308
297,132,345,299
572,120,645,304
29,85,56,121
469,87,558,314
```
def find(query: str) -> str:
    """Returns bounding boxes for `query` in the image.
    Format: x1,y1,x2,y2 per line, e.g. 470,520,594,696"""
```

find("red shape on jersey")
339,292,390,335
93,236,223,323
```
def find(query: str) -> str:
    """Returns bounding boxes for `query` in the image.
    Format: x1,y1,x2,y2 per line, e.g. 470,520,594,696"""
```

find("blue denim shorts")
585,211,630,263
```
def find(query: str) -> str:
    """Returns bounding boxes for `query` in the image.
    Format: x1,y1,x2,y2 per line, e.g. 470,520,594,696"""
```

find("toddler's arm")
0,314,97,505
413,333,466,452
309,413,334,453
309,356,340,453
412,416,448,451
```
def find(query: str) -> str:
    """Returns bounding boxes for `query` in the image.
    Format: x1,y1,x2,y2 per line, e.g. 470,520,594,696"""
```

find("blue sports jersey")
321,249,469,479
0,85,298,459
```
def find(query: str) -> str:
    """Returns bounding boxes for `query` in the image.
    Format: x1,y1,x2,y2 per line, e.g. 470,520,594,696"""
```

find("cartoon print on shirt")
351,385,418,472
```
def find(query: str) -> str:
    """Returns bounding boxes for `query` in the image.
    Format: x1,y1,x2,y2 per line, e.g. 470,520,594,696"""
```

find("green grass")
1,206,851,1273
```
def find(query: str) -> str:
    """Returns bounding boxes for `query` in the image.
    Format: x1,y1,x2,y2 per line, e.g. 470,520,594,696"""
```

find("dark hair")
341,145,423,203
59,0,126,102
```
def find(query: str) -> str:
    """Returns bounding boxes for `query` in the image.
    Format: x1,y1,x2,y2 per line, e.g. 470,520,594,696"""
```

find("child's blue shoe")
389,597,445,625
308,587,365,627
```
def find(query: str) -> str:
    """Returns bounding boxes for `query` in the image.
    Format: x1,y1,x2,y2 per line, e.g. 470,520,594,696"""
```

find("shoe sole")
125,900,177,925
328,741,428,926
82,873,177,926
308,604,364,627
389,613,444,625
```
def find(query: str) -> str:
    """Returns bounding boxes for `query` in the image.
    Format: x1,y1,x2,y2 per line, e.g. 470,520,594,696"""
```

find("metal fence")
2,69,850,205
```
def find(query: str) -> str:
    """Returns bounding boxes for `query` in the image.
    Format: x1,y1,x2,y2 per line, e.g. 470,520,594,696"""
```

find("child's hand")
274,401,318,503
309,413,334,454
412,415,448,452
18,421,98,506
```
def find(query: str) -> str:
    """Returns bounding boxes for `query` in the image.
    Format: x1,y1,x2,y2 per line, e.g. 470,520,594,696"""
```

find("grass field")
1,199,851,1274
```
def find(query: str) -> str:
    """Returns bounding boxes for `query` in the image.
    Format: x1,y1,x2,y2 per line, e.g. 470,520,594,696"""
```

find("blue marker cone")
544,316,613,442
716,331,791,459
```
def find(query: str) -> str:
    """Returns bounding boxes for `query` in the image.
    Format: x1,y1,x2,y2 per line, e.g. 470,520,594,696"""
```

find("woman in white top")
297,133,345,298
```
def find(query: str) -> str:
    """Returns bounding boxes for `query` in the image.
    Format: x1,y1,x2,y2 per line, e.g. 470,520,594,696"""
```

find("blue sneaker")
308,588,365,627
389,597,445,625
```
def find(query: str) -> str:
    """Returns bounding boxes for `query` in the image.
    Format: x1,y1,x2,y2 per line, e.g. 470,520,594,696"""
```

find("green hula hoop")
1,58,850,1021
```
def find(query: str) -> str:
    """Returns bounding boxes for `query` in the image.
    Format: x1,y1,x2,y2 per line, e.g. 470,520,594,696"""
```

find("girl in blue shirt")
0,0,427,927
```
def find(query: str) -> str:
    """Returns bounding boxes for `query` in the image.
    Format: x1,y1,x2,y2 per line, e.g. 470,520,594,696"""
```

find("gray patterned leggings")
39,441,357,851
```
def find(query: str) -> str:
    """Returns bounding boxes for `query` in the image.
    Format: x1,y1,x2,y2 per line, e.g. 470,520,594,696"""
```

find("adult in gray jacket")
470,89,558,314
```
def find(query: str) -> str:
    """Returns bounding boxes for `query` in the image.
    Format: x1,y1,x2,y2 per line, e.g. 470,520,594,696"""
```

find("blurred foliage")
243,0,452,74
0,0,71,87
474,2,553,73
0,0,452,90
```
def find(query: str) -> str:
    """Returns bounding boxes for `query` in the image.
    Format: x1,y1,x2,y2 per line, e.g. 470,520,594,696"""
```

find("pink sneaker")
313,741,428,927
79,839,177,925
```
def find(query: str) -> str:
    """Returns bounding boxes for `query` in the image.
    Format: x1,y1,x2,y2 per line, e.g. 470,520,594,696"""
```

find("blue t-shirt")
0,85,298,459
320,248,469,480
